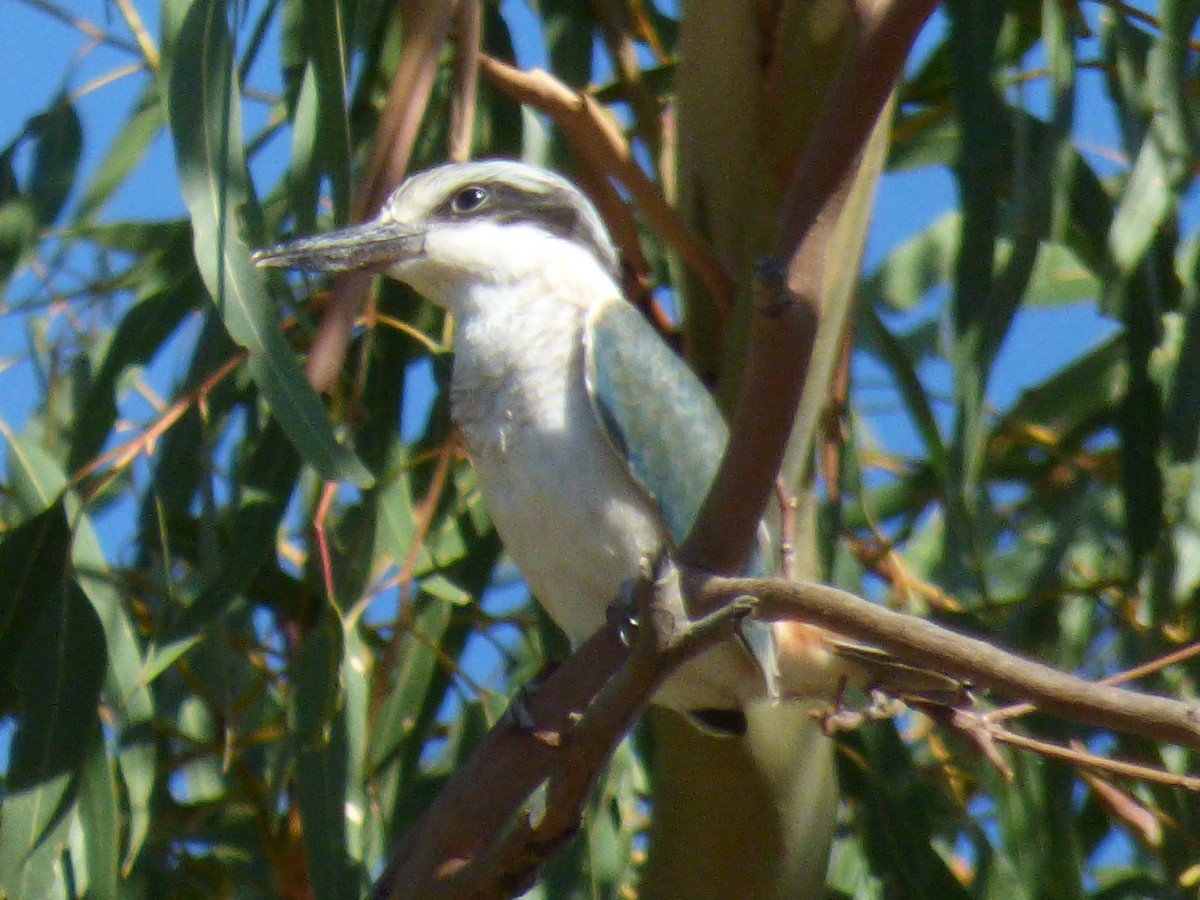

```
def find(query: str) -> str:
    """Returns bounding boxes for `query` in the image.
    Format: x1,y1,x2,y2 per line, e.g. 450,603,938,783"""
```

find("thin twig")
590,0,663,164
70,352,245,487
306,2,459,393
113,0,160,71
958,711,1200,791
14,0,140,55
448,0,481,163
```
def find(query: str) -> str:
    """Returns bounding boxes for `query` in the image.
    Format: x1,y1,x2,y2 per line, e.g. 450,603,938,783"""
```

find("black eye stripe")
430,180,617,275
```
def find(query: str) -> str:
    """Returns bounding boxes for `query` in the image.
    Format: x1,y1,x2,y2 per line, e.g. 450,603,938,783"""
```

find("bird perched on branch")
255,158,955,895
256,159,808,730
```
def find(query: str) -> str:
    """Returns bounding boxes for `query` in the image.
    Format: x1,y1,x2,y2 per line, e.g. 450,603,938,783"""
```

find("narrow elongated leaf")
0,196,36,290
0,501,70,685
0,580,105,899
164,0,372,487
180,416,300,628
76,730,120,900
367,596,452,772
75,87,165,222
294,614,362,900
0,775,73,900
68,281,195,473
305,0,352,221
4,430,158,871
28,99,82,225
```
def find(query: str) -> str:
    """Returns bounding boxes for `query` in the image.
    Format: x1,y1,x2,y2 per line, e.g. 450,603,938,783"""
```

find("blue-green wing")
583,299,779,697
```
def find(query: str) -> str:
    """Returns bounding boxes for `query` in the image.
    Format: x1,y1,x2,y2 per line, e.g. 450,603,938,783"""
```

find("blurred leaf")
858,306,948,478
294,613,362,900
75,88,165,221
302,0,352,222
4,426,67,515
367,596,452,773
4,428,159,872
0,775,73,900
0,579,105,898
835,725,970,899
864,211,1099,315
179,416,300,628
0,196,36,290
164,0,372,488
76,731,121,900
28,99,82,226
999,334,1126,434
137,634,202,686
68,269,197,473
0,500,70,687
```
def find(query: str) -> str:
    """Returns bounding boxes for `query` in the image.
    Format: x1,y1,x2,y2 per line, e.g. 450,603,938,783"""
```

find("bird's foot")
608,574,642,648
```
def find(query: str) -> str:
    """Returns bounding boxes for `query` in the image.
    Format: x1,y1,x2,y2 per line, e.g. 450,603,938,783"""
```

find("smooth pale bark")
643,2,896,896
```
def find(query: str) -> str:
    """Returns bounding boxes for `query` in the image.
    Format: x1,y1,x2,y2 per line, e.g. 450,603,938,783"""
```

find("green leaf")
4,429,158,871
164,0,372,488
865,213,1098,315
303,0,352,222
137,635,202,687
4,426,68,516
68,278,195,474
179,416,300,628
1108,13,1197,275
293,614,362,900
0,501,71,687
0,579,106,900
375,465,435,576
367,596,452,772
0,197,36,290
75,88,165,222
76,732,121,900
858,306,949,479
1109,123,1188,274
28,99,83,226
8,578,106,787
0,775,73,900
862,211,959,313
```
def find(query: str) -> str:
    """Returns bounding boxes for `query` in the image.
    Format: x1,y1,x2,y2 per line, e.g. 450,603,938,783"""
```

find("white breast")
439,247,761,715
450,281,666,643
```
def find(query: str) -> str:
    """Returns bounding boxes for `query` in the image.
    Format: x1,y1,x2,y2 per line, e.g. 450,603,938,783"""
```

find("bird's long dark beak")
252,219,425,273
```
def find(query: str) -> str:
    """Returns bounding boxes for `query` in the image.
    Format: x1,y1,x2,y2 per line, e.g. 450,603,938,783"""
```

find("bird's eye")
450,186,488,214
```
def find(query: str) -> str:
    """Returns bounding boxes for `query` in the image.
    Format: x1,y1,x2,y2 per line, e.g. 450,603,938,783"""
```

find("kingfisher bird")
253,159,884,732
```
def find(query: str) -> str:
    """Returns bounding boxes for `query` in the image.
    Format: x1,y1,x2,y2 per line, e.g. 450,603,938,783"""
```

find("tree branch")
678,0,939,574
369,558,751,899
478,55,736,314
370,552,1200,898
698,574,1200,750
305,1,459,393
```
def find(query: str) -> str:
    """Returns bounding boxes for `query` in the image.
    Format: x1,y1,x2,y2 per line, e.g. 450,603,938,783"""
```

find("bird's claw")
607,577,642,648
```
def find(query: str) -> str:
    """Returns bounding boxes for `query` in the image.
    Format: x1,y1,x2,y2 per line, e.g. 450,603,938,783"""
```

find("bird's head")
253,160,620,309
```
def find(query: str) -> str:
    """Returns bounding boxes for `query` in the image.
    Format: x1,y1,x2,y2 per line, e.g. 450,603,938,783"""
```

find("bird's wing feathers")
583,299,779,698
583,299,728,545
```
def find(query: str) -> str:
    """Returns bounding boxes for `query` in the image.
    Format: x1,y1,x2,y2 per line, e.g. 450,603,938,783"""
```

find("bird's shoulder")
582,298,729,546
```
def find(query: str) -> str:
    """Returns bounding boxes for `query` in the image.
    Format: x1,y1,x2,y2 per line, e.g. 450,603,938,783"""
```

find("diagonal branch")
680,0,939,573
368,557,750,899
478,55,736,314
306,1,459,393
